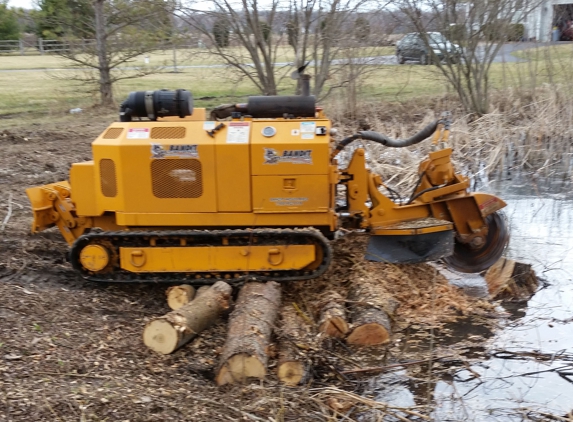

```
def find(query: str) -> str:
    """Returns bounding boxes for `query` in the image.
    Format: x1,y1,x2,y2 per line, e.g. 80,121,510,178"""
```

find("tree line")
1,0,538,115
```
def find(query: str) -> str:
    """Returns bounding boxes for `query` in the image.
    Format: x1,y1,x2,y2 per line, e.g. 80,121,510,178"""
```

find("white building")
525,0,573,41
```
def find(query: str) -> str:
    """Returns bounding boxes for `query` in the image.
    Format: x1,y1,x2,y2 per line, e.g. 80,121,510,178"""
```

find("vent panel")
151,127,186,139
103,128,123,139
100,159,117,197
151,159,202,198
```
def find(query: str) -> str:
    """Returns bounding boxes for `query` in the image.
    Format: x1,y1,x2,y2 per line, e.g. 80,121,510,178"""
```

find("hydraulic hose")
333,119,440,156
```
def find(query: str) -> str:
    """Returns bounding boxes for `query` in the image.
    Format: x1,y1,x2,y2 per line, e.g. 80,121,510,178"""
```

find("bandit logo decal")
151,143,199,159
263,148,312,165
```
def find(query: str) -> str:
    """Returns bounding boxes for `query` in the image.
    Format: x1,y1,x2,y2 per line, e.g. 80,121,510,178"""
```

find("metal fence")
0,38,206,56
0,38,90,55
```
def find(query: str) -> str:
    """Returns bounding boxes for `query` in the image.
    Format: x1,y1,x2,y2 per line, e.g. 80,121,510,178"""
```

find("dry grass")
329,83,573,189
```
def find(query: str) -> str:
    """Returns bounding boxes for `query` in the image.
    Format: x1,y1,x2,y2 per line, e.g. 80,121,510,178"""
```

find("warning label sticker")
300,121,316,133
203,121,216,131
226,122,250,144
127,128,150,139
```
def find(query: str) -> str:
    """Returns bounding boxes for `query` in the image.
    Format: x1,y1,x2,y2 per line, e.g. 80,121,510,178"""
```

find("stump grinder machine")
26,88,509,284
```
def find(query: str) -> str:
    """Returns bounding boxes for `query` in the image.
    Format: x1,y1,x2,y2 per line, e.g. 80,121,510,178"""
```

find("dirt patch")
0,120,498,421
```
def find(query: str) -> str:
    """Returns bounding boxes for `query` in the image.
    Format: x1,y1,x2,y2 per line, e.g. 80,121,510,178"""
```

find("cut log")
166,284,196,310
485,257,538,300
216,281,281,386
347,280,399,346
196,285,210,297
317,291,349,338
277,304,310,385
143,281,232,355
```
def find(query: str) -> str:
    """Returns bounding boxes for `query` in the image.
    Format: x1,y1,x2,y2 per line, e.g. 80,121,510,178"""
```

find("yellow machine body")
26,101,508,283
70,117,335,227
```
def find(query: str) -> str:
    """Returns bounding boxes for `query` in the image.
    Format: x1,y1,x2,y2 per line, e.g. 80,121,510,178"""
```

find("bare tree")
177,0,286,95
48,0,174,106
395,0,538,115
177,0,382,99
288,0,377,98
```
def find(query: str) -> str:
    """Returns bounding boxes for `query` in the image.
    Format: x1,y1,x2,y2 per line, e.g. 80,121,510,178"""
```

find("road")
369,41,553,65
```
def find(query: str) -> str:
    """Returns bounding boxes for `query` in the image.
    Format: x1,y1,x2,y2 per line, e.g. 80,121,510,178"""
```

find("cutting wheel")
444,212,509,273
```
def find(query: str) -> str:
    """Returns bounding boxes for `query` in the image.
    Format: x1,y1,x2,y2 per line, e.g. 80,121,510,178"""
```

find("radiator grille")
151,127,186,139
103,128,123,139
151,159,202,198
100,159,117,197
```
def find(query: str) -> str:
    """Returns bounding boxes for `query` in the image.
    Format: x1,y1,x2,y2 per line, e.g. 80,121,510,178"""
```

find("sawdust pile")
285,233,493,328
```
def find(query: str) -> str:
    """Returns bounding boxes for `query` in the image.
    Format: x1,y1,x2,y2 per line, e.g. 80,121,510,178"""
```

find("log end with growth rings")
319,318,349,338
143,319,181,355
216,353,267,386
277,361,305,386
346,322,390,346
166,284,196,310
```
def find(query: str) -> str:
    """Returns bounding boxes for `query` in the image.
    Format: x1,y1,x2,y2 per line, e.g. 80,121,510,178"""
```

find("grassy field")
0,45,397,118
0,45,395,70
2,44,573,121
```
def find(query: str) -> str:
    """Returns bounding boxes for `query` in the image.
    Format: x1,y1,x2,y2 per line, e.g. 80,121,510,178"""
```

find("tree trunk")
347,281,399,346
143,281,232,355
317,291,349,338
94,0,113,106
216,281,281,386
485,257,538,300
277,304,310,385
166,284,196,311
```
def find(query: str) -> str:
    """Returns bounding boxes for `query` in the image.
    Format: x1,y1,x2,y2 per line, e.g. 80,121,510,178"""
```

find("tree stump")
485,257,538,300
143,281,232,355
166,284,196,310
317,291,349,338
216,281,281,386
347,279,399,346
277,304,310,385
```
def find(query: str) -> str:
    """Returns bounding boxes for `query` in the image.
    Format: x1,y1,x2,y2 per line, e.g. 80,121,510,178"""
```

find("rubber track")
69,228,333,285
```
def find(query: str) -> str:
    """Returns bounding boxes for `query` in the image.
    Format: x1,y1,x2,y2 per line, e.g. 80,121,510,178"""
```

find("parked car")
396,32,460,65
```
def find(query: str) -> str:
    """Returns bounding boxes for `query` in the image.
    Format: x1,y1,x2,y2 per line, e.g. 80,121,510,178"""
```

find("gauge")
262,126,277,137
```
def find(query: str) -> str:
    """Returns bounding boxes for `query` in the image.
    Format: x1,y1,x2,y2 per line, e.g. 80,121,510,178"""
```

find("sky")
8,0,36,9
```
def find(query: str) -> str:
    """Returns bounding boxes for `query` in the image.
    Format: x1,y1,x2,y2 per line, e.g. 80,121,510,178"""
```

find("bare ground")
0,115,498,421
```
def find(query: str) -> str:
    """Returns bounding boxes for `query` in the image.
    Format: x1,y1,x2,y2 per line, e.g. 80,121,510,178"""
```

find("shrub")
508,23,525,41
213,18,229,48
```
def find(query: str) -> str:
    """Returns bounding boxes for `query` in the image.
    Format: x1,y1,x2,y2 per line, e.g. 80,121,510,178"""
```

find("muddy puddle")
374,179,573,420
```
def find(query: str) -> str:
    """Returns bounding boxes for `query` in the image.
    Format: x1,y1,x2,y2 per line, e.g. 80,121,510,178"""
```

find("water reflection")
375,180,573,420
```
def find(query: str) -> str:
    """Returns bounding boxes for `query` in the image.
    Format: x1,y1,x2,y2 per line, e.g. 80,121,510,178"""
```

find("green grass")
2,45,571,120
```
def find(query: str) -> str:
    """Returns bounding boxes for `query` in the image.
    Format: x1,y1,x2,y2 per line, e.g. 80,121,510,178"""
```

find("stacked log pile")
143,277,401,385
140,235,537,386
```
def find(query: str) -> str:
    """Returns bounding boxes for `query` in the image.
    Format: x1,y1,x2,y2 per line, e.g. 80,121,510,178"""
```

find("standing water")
375,179,573,420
